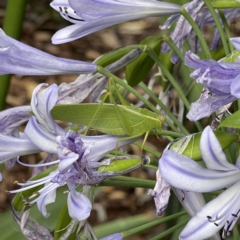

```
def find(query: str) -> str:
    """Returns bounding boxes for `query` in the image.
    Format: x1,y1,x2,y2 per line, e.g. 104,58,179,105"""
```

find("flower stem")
122,211,187,238
0,0,27,110
134,141,161,158
146,47,203,132
203,0,230,55
180,6,212,59
149,217,189,240
218,9,234,52
164,36,184,62
147,48,190,109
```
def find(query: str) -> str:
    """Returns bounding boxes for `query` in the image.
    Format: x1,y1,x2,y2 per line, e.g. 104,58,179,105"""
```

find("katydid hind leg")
141,131,150,152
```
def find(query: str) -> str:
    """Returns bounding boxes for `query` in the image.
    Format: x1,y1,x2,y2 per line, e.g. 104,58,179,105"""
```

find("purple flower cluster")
185,38,240,121
6,83,139,222
153,126,240,239
2,0,240,239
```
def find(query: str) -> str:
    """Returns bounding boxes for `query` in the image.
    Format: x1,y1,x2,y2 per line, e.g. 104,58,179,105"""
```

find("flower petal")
24,117,58,154
186,89,236,122
37,183,58,218
67,189,92,221
0,29,96,75
230,37,240,51
31,84,64,135
0,133,40,162
52,0,180,44
69,0,180,21
200,126,238,171
0,105,31,135
160,150,240,192
83,134,140,163
230,74,240,98
148,169,171,216
50,0,84,24
100,233,123,240
180,181,240,240
58,149,79,172
173,188,206,217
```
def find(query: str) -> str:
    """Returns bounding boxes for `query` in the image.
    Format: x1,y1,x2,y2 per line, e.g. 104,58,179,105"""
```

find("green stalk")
180,6,212,59
149,218,189,240
134,129,186,158
146,47,203,132
122,211,187,238
164,36,185,62
203,0,230,55
97,67,182,134
0,0,27,110
145,163,158,170
147,48,190,109
218,9,234,52
139,82,189,135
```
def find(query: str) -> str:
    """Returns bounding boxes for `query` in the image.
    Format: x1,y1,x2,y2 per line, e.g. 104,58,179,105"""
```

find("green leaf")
126,34,163,87
95,45,139,67
158,51,174,91
54,204,77,240
170,131,238,160
219,110,240,128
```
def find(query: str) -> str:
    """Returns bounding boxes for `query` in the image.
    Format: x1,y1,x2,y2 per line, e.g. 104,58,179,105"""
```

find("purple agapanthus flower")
50,0,180,44
10,83,140,221
148,169,171,216
185,49,240,121
0,105,41,171
161,2,240,63
0,28,96,75
161,0,204,63
159,126,240,239
57,48,142,104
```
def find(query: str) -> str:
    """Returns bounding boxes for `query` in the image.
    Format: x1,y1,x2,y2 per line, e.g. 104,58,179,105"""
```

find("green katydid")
52,71,165,152
51,103,165,150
